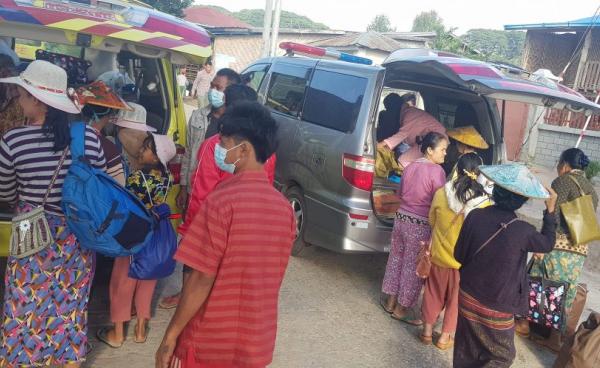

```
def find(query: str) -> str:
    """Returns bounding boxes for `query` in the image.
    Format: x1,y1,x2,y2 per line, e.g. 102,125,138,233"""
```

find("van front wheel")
286,187,308,256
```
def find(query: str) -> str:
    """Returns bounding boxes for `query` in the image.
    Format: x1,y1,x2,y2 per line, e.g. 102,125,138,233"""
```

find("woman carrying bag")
522,148,599,349
0,60,106,367
420,153,491,350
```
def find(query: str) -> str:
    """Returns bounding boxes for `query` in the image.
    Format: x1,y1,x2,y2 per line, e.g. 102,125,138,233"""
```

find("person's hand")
156,337,177,368
544,186,558,213
377,141,388,150
533,253,545,261
177,186,188,211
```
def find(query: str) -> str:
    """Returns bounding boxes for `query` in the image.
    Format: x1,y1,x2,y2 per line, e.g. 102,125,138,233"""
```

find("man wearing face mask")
159,84,277,310
178,68,241,211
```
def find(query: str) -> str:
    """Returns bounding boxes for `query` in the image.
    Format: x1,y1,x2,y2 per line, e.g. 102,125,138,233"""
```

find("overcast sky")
197,0,598,34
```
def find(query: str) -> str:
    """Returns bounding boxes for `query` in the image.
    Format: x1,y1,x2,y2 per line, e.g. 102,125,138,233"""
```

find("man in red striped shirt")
156,102,295,368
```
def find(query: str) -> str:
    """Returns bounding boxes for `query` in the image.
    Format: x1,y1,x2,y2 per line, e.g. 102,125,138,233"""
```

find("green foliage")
462,29,526,65
585,161,600,180
234,9,329,30
411,10,445,34
145,0,193,18
367,14,396,32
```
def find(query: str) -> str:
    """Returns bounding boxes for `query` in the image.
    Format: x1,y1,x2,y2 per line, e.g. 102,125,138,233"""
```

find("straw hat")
479,164,549,199
74,80,133,111
114,102,156,132
447,126,489,150
151,133,176,169
0,60,79,114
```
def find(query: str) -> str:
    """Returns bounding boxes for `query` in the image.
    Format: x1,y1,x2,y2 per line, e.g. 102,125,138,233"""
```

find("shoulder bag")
559,174,600,245
526,259,570,331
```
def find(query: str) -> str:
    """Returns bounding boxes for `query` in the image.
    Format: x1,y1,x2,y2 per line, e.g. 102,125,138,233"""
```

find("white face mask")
477,174,494,195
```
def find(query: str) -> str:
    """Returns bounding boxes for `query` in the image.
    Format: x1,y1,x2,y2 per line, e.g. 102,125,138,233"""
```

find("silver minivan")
241,48,600,255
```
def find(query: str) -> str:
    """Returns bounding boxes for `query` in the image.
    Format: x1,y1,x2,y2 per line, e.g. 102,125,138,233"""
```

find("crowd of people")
0,48,294,368
0,42,599,368
377,93,599,367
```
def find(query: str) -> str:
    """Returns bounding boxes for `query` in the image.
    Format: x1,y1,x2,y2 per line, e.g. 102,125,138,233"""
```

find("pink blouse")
398,158,446,218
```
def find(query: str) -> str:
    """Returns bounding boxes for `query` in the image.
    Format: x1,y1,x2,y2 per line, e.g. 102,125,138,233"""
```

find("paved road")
84,245,557,368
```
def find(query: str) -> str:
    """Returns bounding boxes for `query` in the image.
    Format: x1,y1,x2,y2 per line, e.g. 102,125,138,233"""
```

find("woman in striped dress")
0,60,106,367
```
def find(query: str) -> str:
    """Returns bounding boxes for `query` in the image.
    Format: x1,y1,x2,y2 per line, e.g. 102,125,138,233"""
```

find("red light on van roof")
446,63,502,79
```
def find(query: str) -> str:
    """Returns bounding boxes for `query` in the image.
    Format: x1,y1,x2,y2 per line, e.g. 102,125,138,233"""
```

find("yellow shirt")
428,186,491,269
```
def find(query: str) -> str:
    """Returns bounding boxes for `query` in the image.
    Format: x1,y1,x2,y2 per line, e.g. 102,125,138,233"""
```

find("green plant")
585,161,600,180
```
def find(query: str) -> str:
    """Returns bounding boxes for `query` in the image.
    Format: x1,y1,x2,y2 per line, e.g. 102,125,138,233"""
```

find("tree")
411,10,445,34
366,14,396,32
462,29,526,64
144,0,193,18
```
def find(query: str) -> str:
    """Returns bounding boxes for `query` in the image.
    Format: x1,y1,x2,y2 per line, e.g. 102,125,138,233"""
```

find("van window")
241,63,270,92
266,64,310,117
302,70,367,132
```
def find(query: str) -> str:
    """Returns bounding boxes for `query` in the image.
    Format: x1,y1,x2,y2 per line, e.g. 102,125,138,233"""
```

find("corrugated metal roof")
310,31,404,52
505,16,600,31
184,6,252,29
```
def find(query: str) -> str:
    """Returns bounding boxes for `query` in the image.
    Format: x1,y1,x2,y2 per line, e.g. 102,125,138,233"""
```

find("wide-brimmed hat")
447,126,489,150
0,60,79,114
151,133,176,169
479,164,549,199
74,81,133,111
114,102,156,132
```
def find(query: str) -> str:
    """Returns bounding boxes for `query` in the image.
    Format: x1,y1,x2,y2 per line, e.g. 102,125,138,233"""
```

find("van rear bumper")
303,194,392,253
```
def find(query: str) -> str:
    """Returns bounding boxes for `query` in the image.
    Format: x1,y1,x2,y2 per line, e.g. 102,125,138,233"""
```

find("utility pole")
261,0,274,57
270,0,282,57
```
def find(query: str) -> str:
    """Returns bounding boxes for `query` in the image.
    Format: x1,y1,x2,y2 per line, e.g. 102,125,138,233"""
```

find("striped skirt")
453,290,516,368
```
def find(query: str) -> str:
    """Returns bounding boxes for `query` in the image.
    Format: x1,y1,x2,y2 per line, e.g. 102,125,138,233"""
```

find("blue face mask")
208,88,225,108
214,142,242,174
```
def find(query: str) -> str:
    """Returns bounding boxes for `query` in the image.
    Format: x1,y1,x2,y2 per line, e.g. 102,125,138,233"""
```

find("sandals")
96,327,123,349
420,334,433,345
435,338,455,351
158,294,180,310
134,324,149,344
391,312,423,326
379,295,394,314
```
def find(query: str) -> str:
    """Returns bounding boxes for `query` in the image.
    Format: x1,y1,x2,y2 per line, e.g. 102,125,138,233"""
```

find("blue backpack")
62,122,154,257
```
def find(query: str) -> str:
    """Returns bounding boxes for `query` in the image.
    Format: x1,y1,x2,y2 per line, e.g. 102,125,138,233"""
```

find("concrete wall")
530,123,600,168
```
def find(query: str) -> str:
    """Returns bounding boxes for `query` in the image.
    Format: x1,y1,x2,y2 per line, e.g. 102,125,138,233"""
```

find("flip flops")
391,312,423,326
379,295,394,314
435,338,454,351
134,324,150,344
96,327,123,349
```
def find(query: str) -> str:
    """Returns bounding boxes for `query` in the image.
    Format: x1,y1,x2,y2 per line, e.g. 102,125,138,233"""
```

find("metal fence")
544,108,600,131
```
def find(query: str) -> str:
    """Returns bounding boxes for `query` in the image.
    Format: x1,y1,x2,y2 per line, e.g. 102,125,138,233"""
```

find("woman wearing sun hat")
99,104,176,348
0,60,106,367
442,125,489,178
452,164,558,368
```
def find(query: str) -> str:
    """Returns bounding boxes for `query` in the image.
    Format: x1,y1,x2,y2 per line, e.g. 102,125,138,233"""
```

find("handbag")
128,172,177,280
416,206,466,279
9,148,68,258
554,312,600,368
560,175,600,245
527,259,570,331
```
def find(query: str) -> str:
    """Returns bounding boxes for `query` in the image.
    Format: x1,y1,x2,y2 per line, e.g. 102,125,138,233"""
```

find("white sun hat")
0,60,79,114
151,133,176,169
114,102,157,132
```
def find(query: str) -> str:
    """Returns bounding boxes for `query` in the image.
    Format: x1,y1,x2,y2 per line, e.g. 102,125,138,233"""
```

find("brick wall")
532,124,600,168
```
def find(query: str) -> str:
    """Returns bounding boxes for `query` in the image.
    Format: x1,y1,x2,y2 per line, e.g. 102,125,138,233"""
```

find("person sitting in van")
376,93,402,143
178,68,241,210
442,126,489,178
159,84,276,310
377,104,446,169
98,131,175,348
0,52,24,138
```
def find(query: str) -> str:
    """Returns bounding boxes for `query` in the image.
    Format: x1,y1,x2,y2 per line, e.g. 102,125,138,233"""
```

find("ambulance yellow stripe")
47,19,100,31
171,44,212,58
110,29,155,42
152,32,183,40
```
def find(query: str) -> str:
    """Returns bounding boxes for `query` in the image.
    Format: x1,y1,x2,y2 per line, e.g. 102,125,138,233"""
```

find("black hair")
219,102,278,163
418,131,447,155
80,104,115,120
559,148,590,170
383,93,402,111
140,133,165,172
43,106,71,152
224,84,258,107
453,152,486,204
216,68,241,85
493,185,528,211
401,93,417,104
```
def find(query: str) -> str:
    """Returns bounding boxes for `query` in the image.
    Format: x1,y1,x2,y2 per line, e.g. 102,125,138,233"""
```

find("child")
156,102,295,368
98,130,175,348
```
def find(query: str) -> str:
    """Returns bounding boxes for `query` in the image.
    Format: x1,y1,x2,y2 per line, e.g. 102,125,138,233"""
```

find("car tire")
286,186,308,256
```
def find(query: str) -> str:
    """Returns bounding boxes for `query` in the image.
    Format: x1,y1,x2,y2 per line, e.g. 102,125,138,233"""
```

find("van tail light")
168,145,185,185
342,154,374,191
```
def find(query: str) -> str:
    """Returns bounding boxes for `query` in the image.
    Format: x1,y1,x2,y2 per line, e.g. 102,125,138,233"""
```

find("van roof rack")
279,42,373,65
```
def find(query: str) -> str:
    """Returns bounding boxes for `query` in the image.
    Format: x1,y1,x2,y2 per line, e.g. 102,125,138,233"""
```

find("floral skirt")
0,213,95,367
